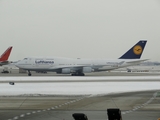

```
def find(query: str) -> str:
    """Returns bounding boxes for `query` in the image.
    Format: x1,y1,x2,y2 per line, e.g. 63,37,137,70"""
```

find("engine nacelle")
61,68,71,74
82,67,92,73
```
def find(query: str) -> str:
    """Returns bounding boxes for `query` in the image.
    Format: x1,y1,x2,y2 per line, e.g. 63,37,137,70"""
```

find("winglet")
0,46,13,62
119,40,147,59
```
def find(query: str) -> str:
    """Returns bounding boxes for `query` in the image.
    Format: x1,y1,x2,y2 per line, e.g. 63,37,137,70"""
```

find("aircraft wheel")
71,73,76,76
78,73,85,76
71,73,85,76
28,71,32,76
28,73,32,76
81,73,85,76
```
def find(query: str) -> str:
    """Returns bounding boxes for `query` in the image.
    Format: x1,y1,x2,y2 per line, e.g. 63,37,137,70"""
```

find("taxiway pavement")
0,90,160,120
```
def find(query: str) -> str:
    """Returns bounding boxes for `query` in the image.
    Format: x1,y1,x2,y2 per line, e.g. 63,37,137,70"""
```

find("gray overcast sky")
0,0,160,61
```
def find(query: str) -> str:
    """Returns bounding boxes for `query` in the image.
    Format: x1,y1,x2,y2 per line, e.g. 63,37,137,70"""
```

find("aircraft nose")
14,60,22,68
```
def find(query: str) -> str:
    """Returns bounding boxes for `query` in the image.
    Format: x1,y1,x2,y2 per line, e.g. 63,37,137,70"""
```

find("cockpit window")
24,58,28,60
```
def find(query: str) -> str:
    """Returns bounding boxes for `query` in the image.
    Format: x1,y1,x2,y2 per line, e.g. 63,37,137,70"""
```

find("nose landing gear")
28,70,32,76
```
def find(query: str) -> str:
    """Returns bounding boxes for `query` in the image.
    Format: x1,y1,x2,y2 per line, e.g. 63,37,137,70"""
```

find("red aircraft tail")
0,46,13,62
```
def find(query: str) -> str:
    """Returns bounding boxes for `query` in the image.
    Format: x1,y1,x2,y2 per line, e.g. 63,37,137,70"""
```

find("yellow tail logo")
133,45,142,55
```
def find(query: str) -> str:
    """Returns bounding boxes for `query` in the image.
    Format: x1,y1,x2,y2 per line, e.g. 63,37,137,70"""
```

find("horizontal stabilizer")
126,59,149,64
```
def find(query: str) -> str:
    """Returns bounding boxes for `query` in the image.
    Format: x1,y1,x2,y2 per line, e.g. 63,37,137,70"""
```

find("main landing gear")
71,73,85,76
28,70,32,76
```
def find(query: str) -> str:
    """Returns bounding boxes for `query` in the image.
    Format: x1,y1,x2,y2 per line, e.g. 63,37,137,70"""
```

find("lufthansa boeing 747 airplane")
15,40,147,76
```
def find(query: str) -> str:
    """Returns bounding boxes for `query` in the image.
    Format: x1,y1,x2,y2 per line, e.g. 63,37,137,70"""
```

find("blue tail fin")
119,40,147,59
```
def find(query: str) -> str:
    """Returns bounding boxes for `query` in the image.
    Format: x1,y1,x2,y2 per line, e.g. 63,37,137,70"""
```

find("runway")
0,72,160,120
0,90,160,120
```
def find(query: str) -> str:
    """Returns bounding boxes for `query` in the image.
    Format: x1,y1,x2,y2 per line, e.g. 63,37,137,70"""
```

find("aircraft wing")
93,59,149,72
53,59,149,72
52,64,105,74
125,59,149,64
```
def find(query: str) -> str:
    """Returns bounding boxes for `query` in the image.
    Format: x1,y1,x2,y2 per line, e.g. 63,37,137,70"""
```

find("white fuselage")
15,57,142,74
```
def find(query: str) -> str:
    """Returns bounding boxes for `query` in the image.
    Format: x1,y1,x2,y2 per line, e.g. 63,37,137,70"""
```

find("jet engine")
61,68,71,74
82,67,92,73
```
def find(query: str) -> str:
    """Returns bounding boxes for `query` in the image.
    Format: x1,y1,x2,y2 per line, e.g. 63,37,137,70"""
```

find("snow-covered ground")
0,76,160,96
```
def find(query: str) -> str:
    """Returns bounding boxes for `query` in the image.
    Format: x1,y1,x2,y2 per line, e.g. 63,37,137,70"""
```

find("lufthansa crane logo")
133,45,143,55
